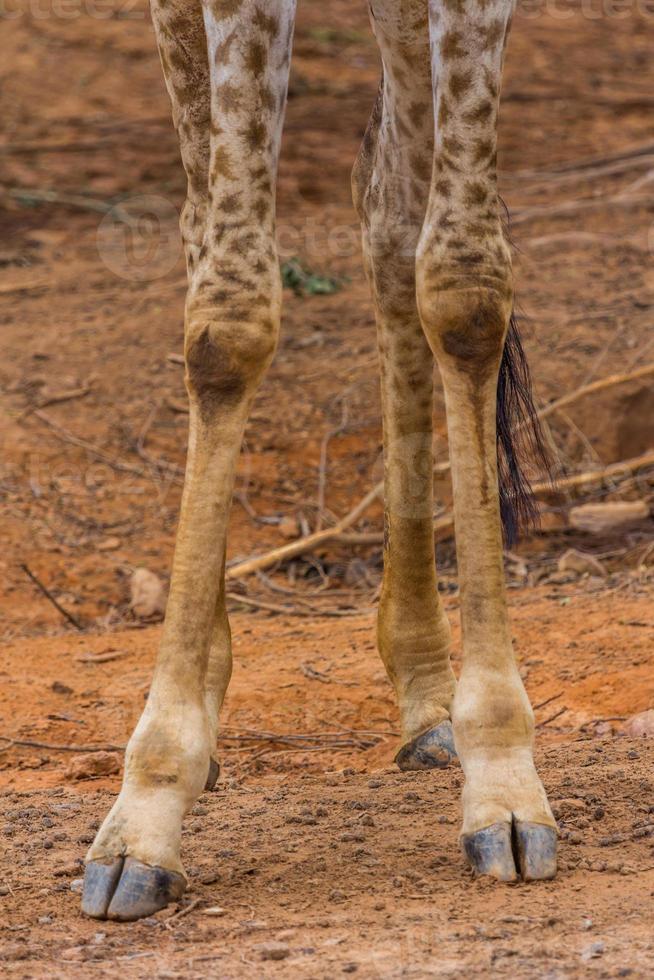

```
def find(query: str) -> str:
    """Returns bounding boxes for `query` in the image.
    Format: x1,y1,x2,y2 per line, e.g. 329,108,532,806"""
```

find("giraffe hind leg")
357,3,458,770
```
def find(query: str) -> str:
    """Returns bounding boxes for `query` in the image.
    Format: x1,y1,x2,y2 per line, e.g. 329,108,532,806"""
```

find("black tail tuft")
496,312,551,547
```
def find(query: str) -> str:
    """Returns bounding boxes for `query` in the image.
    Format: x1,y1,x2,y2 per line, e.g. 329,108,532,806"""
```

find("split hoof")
205,757,220,792
81,857,186,921
462,819,557,883
395,721,457,771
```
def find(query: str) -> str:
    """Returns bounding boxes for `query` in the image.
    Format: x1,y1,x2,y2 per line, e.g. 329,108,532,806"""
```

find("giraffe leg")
355,4,456,771
416,0,556,880
150,0,226,794
82,0,297,921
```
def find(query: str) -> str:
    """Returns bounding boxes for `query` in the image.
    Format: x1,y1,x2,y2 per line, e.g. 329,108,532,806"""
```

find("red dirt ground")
1,0,654,975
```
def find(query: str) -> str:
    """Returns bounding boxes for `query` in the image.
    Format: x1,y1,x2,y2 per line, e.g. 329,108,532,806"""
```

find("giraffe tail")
496,312,552,546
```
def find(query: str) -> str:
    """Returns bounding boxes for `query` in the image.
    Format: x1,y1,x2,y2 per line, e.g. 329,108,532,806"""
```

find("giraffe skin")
82,0,556,920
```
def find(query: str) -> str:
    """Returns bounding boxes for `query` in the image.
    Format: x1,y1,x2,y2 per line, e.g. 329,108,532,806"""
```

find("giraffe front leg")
82,0,296,920
355,11,456,772
414,0,557,880
418,280,556,881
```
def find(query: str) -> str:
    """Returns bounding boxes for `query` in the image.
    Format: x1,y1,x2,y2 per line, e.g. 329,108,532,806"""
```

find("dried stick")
536,706,568,728
225,591,368,618
0,736,124,753
535,448,654,496
226,482,384,580
20,563,84,631
0,280,49,296
21,381,94,418
315,401,349,532
164,898,203,930
32,411,145,477
535,362,654,425
4,187,132,223
532,692,564,711
510,190,652,227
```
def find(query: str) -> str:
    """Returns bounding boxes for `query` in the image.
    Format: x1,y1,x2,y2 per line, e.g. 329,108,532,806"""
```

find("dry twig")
0,736,124,753
20,563,83,630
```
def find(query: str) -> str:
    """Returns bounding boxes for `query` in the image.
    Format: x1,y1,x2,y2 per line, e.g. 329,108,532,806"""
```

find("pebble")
98,536,121,552
70,878,84,893
581,941,605,961
255,941,290,962
65,751,121,781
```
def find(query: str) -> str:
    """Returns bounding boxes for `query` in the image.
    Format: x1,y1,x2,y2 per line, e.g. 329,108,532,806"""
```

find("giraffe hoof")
81,857,186,921
513,821,558,881
395,721,457,771
462,819,557,883
204,757,220,791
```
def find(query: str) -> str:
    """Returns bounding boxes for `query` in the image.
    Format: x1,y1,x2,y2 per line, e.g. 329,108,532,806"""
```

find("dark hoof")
462,822,518,882
462,819,557,883
395,721,457,771
514,821,558,881
205,757,220,792
82,857,186,921
81,858,124,918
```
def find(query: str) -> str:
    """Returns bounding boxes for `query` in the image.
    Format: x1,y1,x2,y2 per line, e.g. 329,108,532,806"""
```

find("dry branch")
225,591,369,618
0,726,395,756
226,482,384,580
4,187,132,223
33,411,145,477
20,563,83,631
21,381,94,418
535,362,654,424
0,736,124,753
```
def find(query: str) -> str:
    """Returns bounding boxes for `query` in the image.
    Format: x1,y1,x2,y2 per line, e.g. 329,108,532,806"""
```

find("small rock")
65,751,121,781
255,941,290,962
278,516,299,540
569,500,649,535
623,709,654,738
98,536,122,552
581,941,605,962
70,878,84,893
51,681,73,695
130,568,167,620
0,885,10,896
54,862,80,878
546,570,577,585
60,946,85,961
202,906,227,917
557,549,606,578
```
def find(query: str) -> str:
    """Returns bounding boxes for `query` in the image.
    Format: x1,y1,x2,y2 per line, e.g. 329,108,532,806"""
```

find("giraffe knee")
418,284,511,378
185,317,278,417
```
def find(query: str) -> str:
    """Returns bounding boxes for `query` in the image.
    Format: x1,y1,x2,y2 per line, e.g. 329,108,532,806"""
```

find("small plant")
281,258,344,297
307,27,368,45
